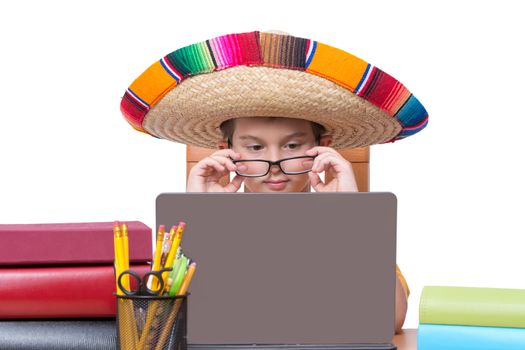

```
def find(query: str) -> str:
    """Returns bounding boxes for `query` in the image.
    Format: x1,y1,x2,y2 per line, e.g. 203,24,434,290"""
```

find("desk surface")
392,329,417,350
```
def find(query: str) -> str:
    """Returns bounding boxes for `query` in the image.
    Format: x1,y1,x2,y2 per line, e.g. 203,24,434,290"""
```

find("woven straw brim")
143,66,402,149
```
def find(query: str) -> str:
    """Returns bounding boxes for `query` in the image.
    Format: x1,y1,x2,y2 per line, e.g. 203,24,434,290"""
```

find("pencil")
114,222,135,350
118,299,137,350
161,222,186,291
137,299,161,349
113,221,125,295
150,225,165,291
160,226,176,268
137,225,172,349
121,222,130,291
137,226,173,349
155,262,196,350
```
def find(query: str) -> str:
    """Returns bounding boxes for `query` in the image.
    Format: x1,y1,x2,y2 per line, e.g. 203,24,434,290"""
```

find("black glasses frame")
232,156,315,177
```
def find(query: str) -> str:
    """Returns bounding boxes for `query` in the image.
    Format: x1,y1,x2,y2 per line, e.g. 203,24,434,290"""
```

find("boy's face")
220,117,326,192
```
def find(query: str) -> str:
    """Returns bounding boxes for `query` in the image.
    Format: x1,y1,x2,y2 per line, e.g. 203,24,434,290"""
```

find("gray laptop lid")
156,192,397,345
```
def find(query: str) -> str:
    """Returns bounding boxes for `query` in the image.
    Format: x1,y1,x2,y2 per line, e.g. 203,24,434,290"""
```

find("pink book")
0,221,152,265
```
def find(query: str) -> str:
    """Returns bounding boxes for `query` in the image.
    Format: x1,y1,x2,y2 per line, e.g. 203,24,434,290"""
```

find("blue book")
418,324,525,350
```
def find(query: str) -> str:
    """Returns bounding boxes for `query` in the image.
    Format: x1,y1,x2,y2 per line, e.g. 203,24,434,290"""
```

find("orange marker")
176,260,196,295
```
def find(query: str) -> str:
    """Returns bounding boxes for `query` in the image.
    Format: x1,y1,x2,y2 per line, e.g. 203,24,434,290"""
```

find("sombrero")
120,31,428,149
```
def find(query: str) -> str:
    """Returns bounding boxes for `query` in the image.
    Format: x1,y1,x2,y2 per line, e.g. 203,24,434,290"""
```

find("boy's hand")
186,149,245,192
305,147,358,192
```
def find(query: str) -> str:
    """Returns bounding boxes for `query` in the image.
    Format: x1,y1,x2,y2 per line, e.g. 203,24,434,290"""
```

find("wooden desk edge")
392,328,417,350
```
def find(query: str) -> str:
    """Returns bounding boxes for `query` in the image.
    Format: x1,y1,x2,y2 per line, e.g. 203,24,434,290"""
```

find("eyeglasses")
232,156,315,177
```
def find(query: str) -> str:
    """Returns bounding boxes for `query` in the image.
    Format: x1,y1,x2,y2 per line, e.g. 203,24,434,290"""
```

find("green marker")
169,255,189,296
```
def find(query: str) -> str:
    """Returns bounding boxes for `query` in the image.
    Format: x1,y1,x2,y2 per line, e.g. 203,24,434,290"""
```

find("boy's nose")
269,163,282,174
266,149,284,174
266,149,282,162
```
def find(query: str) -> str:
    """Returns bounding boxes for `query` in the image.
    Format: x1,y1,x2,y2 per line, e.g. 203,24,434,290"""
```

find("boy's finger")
305,147,320,156
200,158,226,175
311,152,334,172
225,175,245,192
210,155,237,172
213,149,241,159
308,172,324,191
313,153,349,173
305,146,337,156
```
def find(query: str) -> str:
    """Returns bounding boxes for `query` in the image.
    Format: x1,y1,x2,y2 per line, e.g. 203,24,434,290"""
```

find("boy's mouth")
263,179,289,190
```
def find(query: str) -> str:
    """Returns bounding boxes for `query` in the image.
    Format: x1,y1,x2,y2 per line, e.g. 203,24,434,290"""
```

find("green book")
420,286,525,328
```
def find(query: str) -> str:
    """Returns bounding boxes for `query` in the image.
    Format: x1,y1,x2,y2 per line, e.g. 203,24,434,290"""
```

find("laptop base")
189,343,396,350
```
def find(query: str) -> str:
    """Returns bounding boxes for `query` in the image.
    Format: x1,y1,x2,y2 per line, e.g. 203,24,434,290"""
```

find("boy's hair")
219,117,326,147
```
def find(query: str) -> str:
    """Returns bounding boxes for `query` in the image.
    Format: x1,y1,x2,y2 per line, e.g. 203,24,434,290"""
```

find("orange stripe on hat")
306,42,369,92
129,61,178,107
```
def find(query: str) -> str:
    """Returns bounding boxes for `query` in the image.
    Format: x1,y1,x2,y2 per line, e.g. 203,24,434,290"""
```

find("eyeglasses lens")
235,157,314,176
280,157,314,174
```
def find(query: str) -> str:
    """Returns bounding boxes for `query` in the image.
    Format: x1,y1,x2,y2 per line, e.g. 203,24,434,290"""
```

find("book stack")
0,221,152,350
418,286,525,350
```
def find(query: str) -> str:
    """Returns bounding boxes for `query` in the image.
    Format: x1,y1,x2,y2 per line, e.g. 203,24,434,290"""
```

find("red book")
0,221,152,265
0,264,151,318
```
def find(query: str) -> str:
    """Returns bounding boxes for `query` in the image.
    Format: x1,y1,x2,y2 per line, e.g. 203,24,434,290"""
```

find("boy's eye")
246,145,263,151
286,143,301,149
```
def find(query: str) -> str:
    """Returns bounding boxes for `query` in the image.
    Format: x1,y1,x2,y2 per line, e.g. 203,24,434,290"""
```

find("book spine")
0,264,150,319
419,286,525,328
418,324,525,350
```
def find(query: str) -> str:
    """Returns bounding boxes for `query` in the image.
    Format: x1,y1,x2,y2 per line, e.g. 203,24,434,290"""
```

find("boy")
186,116,409,333
121,31,428,334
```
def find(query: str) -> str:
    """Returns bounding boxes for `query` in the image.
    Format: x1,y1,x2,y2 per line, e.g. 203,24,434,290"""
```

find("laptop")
156,192,398,350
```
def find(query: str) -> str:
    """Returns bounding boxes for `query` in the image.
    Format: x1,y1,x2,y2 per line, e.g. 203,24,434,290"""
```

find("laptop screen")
156,192,397,344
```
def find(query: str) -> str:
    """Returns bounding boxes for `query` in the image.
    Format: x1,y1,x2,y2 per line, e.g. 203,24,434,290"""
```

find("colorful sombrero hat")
120,31,428,149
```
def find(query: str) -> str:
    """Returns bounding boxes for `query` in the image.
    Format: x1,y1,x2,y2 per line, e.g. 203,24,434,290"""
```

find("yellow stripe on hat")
306,42,369,92
129,61,178,107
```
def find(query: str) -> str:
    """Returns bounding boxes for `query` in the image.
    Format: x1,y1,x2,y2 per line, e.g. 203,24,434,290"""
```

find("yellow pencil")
171,222,186,261
113,221,125,295
121,222,130,271
118,298,137,350
121,222,131,302
161,222,186,291
137,225,175,348
114,222,136,350
119,222,138,348
160,225,176,268
155,262,196,350
115,222,130,291
137,300,160,349
150,225,165,291
141,223,188,349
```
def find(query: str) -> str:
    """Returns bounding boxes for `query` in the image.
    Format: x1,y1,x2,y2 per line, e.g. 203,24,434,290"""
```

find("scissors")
117,267,173,296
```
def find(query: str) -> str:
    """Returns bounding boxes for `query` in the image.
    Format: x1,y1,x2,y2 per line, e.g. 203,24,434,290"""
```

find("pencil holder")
116,294,188,350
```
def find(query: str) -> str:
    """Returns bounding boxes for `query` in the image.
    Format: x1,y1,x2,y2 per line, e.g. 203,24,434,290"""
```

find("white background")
1,0,524,329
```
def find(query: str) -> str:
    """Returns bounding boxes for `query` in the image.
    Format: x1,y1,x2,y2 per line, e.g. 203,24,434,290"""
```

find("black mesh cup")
116,294,188,350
